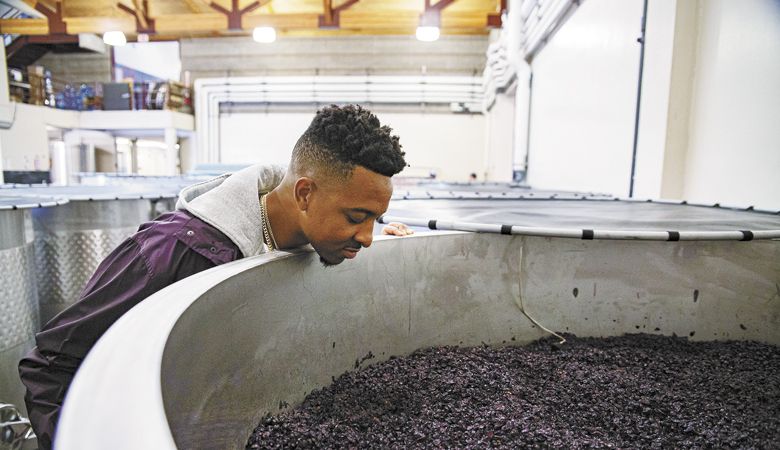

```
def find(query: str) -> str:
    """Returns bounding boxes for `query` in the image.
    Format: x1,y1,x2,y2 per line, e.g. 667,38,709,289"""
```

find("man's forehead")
340,167,392,195
318,165,392,212
339,191,390,214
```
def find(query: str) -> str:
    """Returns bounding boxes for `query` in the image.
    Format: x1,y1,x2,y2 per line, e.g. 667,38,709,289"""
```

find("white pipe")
194,75,485,165
525,0,573,57
378,215,780,241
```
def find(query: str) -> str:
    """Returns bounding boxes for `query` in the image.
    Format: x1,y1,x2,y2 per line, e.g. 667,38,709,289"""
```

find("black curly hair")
291,104,407,179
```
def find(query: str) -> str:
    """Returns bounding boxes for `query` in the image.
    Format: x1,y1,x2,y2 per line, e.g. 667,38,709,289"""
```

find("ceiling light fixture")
416,9,441,42
102,31,127,46
416,26,440,42
253,27,277,43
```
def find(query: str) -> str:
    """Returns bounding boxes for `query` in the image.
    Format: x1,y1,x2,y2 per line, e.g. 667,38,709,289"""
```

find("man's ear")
294,177,315,212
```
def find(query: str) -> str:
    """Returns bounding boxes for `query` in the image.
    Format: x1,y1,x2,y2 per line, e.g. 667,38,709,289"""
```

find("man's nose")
355,222,374,248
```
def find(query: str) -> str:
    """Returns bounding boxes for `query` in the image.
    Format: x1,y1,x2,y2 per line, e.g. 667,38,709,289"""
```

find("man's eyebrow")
346,208,378,216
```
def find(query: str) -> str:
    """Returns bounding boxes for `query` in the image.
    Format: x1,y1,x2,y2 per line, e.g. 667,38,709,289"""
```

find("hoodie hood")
176,164,286,258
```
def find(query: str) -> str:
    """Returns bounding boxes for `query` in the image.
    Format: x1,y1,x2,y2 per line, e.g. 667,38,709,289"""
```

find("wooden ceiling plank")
64,16,135,34
180,0,210,13
0,2,496,37
0,17,48,34
243,13,320,29
155,12,227,32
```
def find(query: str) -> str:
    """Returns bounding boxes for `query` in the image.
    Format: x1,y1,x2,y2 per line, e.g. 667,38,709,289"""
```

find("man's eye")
347,215,365,224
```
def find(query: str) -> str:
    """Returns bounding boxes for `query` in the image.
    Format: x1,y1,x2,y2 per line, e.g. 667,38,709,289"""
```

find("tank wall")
519,237,780,342
31,200,151,323
160,233,780,449
0,210,38,414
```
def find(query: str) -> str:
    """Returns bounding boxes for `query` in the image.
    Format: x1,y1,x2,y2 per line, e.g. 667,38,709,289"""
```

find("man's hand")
381,222,415,236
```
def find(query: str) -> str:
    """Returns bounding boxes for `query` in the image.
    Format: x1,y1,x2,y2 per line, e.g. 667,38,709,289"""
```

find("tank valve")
0,403,36,450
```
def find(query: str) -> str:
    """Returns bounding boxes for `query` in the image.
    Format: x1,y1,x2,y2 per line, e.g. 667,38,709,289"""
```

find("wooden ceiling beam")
487,0,506,27
210,0,270,30
0,10,494,36
339,10,484,28
426,0,457,12
117,0,156,33
132,0,149,29
420,0,457,28
319,0,359,29
34,0,67,34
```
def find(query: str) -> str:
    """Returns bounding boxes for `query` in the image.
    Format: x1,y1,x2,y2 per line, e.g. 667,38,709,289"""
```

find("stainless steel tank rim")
0,199,69,211
1,193,178,202
390,194,780,215
378,215,780,241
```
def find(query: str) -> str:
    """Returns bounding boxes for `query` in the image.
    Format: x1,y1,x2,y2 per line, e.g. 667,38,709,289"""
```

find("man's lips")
343,247,360,259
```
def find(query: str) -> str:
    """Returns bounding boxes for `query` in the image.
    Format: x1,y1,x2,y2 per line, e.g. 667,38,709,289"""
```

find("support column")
130,138,139,174
164,127,179,175
633,0,698,200
0,39,8,183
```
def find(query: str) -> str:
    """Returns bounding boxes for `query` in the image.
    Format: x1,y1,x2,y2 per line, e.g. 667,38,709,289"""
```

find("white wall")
682,0,780,210
181,36,488,79
526,0,644,196
632,0,678,199
484,89,516,182
36,51,112,84
114,42,182,82
0,104,79,172
512,61,532,178
218,109,486,181
383,112,486,181
519,0,779,208
218,112,312,167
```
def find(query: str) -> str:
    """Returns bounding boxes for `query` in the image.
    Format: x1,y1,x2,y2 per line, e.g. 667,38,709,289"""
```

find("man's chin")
319,254,344,267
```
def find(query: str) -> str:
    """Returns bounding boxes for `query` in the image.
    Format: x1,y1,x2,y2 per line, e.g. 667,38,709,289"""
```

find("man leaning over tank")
18,104,414,449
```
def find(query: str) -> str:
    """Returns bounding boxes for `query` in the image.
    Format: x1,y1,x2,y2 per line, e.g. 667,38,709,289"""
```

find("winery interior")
0,1,778,449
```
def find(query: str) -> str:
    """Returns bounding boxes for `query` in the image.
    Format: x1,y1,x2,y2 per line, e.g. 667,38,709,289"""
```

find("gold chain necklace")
260,193,278,251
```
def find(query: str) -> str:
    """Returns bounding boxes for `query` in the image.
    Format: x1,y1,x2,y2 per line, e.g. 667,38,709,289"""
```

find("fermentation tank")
0,196,65,415
55,195,780,449
0,186,179,324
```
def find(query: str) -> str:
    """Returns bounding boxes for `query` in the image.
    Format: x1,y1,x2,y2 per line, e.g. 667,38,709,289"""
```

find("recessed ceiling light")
253,27,276,43
102,31,127,46
416,26,440,42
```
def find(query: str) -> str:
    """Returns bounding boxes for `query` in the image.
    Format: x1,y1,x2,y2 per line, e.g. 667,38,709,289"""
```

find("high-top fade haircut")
291,104,407,179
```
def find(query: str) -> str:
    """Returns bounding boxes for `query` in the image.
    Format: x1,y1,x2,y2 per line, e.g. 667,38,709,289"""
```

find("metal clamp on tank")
0,403,36,450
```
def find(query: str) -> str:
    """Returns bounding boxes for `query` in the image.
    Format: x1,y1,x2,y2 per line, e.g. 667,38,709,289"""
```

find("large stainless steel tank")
0,186,179,324
76,173,211,215
0,197,65,415
56,228,779,449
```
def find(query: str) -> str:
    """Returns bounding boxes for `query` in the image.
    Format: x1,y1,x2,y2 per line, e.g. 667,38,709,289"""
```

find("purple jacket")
18,209,242,449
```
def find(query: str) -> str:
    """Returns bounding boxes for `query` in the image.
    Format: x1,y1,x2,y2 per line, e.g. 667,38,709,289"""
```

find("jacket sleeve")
18,234,215,450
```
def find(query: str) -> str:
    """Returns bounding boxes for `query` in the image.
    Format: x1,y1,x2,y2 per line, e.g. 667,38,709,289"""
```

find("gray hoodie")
176,164,287,258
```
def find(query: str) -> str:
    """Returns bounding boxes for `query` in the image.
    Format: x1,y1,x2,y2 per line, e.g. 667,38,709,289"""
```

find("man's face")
300,166,393,266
